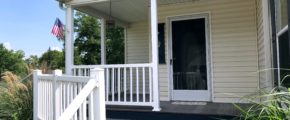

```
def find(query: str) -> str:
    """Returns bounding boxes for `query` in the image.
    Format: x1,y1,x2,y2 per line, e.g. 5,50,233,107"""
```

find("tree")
106,27,124,64
25,55,39,70
39,48,64,72
0,44,27,76
74,12,101,65
74,12,124,65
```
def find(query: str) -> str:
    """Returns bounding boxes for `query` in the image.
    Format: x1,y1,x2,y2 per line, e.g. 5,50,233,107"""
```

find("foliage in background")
74,11,101,65
25,55,39,71
0,71,32,120
0,44,28,77
0,11,124,119
106,27,124,64
39,48,64,73
74,11,124,65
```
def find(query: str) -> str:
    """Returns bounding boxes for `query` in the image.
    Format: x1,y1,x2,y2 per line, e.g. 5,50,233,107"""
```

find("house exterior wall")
126,22,150,64
126,0,260,103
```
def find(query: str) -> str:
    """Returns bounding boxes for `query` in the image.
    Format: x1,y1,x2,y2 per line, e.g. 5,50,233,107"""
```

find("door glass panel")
172,18,207,90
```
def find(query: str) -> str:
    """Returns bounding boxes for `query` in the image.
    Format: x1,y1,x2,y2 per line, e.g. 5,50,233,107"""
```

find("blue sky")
0,0,65,57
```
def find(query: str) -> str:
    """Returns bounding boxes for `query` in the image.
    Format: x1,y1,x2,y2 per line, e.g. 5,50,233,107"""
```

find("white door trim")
166,13,212,101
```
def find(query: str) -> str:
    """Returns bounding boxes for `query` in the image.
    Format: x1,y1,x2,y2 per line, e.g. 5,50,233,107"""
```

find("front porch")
62,0,265,114
64,0,162,111
32,69,241,120
66,0,267,104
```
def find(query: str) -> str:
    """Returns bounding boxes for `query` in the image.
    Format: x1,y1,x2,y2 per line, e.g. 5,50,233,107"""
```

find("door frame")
166,13,213,101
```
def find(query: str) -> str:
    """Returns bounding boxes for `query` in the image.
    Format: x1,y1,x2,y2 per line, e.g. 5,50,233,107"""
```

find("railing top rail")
38,75,91,83
72,63,153,69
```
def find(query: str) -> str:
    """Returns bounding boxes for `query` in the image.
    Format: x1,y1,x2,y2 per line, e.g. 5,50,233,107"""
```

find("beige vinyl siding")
126,22,150,63
159,65,169,101
159,0,259,103
126,0,260,103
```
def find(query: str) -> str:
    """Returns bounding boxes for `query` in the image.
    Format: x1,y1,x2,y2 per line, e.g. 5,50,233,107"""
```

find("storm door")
170,14,211,101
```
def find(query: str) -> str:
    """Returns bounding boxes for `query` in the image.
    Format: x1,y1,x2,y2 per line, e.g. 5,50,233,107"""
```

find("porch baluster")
118,67,121,102
136,67,139,102
142,67,146,102
130,67,133,102
112,68,115,101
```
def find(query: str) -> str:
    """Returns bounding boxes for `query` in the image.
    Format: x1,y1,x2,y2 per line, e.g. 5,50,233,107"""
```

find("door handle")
170,59,173,65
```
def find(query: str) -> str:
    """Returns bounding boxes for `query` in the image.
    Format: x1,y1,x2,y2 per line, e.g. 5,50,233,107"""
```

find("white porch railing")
33,68,105,120
72,64,156,108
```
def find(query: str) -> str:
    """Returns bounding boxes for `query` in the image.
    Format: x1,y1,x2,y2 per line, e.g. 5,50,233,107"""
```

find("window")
278,30,290,88
276,0,288,31
275,0,290,88
158,23,166,64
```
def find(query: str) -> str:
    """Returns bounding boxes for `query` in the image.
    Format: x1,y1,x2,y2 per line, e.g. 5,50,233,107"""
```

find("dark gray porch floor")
106,110,235,120
107,101,249,116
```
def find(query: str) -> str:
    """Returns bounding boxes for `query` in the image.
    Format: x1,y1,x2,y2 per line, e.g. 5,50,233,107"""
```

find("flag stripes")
51,18,64,40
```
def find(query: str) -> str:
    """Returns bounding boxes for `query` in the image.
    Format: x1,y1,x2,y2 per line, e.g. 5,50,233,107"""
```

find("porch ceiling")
75,0,200,24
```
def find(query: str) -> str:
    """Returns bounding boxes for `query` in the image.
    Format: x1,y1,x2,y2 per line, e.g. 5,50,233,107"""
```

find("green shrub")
0,71,33,120
235,86,290,120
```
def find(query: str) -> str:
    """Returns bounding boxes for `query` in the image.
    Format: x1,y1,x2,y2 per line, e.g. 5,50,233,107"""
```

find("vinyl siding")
126,22,150,63
126,0,260,103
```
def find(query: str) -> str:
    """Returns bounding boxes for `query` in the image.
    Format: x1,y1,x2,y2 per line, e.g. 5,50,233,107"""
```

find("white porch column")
101,18,106,65
150,0,161,111
65,5,74,75
261,0,273,89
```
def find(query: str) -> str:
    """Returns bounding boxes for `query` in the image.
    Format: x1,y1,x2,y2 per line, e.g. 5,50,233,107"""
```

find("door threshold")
171,101,207,105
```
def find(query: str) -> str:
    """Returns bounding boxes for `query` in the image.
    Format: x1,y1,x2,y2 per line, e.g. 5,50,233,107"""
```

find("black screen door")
170,15,210,101
172,18,207,90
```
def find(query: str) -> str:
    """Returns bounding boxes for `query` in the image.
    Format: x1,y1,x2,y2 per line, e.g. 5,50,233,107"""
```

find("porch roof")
67,0,201,26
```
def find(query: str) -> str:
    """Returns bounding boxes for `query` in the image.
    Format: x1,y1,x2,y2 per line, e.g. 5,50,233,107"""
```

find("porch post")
150,0,161,111
261,0,273,89
65,5,74,75
101,18,106,65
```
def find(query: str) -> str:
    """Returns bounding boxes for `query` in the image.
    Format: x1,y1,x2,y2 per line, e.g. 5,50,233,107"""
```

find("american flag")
51,18,64,40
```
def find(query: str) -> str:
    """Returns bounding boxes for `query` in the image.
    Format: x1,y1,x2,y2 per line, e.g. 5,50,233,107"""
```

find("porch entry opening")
170,14,210,101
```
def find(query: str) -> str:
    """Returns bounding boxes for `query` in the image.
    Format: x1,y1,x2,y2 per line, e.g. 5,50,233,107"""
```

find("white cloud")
3,42,11,50
51,46,61,51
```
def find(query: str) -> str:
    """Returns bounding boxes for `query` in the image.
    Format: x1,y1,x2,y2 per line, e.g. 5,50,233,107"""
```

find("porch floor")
107,101,249,117
106,110,235,120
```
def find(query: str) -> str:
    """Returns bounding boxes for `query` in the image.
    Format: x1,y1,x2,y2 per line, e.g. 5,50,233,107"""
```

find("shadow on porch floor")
107,102,248,119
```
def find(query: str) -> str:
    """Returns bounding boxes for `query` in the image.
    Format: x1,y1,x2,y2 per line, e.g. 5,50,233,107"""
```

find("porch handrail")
33,68,106,120
38,75,90,83
58,78,97,120
73,63,152,68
